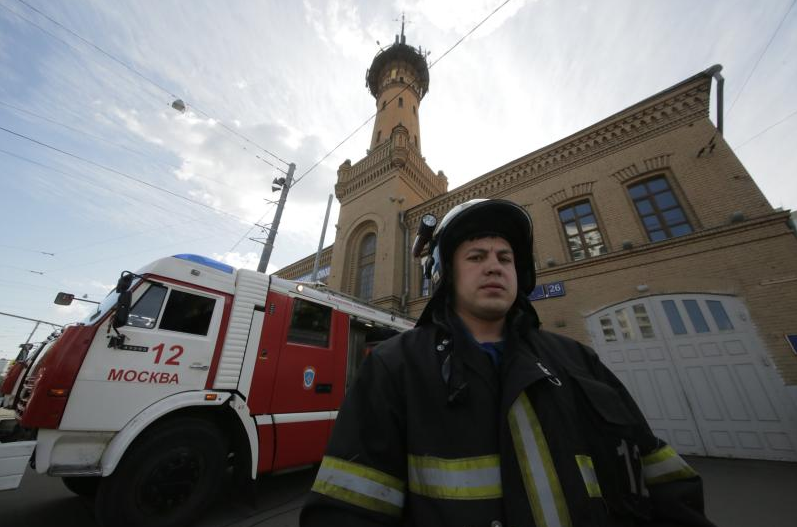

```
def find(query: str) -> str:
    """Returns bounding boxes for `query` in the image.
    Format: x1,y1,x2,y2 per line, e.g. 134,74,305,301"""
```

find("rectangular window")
662,300,687,335
398,97,403,108
599,316,617,342
287,299,332,347
633,304,655,339
615,308,635,340
558,200,607,261
707,300,734,331
628,176,693,242
127,284,167,329
683,299,710,333
159,290,216,336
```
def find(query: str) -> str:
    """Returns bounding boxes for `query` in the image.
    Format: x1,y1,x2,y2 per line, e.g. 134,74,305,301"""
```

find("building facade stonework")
276,34,797,461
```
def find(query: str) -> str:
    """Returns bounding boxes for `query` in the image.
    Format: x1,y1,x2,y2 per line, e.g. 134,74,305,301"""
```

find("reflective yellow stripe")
509,392,572,527
642,445,698,485
312,456,405,516
408,454,503,500
574,455,602,498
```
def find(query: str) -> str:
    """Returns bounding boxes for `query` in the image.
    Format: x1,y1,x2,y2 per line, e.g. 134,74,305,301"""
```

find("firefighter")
301,199,715,527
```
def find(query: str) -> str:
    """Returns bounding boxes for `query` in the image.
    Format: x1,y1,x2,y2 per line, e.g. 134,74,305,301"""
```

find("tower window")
414,135,418,146
376,130,381,143
382,101,387,110
628,175,693,242
400,76,404,83
398,97,403,108
357,233,376,301
412,105,416,115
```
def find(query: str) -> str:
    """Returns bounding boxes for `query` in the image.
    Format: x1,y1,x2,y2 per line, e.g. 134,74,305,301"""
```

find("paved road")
0,465,315,527
2,457,796,526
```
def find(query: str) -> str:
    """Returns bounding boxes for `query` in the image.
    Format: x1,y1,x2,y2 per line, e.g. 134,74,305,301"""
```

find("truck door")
60,281,228,431
270,297,341,469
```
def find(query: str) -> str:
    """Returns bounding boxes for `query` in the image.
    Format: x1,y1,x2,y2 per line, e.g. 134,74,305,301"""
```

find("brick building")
277,31,797,461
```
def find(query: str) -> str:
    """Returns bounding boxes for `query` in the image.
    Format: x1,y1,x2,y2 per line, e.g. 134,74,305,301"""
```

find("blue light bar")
172,254,234,274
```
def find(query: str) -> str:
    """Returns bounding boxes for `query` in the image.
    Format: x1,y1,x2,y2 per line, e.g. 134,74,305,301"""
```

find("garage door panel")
710,431,735,449
654,368,689,420
765,432,794,452
633,369,663,419
677,343,699,359
699,342,722,357
673,429,700,448
685,366,724,421
723,340,747,356
737,431,764,450
646,346,666,361
708,365,750,421
734,363,779,421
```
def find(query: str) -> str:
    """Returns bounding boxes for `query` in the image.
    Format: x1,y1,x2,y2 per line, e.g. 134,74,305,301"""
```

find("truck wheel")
62,476,100,496
94,417,227,527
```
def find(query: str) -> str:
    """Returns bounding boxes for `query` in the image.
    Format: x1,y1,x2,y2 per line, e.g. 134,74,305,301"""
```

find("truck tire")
94,417,227,527
62,476,100,496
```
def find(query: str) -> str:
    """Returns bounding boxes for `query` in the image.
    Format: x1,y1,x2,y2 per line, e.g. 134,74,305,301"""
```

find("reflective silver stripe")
408,454,502,500
642,445,698,485
574,455,602,498
508,392,572,527
312,456,405,516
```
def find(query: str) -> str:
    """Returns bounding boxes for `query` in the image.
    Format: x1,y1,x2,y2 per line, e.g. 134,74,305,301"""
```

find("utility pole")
311,194,334,282
257,163,296,273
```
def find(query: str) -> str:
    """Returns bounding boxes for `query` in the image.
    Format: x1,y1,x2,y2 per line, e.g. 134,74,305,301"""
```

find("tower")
367,17,428,154
327,22,447,312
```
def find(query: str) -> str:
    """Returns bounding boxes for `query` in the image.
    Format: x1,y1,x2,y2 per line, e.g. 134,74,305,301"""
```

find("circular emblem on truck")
303,366,316,390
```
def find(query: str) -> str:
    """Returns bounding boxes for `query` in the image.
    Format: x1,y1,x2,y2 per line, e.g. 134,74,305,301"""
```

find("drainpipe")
399,210,410,314
706,64,724,134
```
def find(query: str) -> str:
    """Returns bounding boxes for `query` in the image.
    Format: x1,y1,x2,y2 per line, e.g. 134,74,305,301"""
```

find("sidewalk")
687,456,797,527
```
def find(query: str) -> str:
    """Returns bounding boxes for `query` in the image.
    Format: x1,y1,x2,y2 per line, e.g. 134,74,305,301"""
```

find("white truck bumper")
0,439,35,491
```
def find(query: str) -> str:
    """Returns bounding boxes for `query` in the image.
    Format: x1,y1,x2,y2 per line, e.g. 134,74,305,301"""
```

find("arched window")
357,233,376,301
398,97,404,108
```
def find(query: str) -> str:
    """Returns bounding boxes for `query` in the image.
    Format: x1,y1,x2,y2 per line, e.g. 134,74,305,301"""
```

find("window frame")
556,198,609,262
626,173,695,243
286,298,332,348
157,287,219,336
356,232,377,301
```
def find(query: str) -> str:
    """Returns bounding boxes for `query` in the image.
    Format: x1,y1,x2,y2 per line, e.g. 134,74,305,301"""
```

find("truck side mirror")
115,273,134,293
113,290,132,329
54,292,75,306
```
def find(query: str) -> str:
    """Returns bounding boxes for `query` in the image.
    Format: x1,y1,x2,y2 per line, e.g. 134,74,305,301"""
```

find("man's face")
451,236,518,322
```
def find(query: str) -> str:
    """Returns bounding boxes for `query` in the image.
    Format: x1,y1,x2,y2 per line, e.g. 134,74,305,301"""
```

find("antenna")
393,12,412,44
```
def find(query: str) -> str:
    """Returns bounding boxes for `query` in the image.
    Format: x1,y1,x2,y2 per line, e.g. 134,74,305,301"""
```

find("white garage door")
587,294,797,461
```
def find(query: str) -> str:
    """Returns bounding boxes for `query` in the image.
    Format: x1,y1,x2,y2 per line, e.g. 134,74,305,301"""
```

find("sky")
0,0,795,359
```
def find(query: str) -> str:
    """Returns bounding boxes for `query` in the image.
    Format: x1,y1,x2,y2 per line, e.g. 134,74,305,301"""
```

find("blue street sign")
528,281,566,301
546,281,565,298
787,335,797,356
529,285,546,301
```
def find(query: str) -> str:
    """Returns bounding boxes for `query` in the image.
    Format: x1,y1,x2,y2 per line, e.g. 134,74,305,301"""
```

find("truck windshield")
82,278,140,325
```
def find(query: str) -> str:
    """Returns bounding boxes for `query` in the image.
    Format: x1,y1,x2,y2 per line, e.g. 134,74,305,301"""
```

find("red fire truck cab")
0,254,414,526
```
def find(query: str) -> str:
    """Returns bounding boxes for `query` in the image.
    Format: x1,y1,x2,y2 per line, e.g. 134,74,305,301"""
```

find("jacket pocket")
570,374,636,426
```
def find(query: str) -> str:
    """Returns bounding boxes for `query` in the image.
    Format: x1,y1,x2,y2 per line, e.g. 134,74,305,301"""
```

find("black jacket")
301,307,715,527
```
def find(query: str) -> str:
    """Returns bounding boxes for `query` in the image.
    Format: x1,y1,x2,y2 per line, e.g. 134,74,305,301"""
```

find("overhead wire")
12,0,290,170
291,0,515,187
733,107,797,150
0,125,251,223
0,100,249,193
726,0,796,116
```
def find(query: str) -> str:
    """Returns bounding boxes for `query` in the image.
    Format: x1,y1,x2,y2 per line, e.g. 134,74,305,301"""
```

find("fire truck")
0,254,414,526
